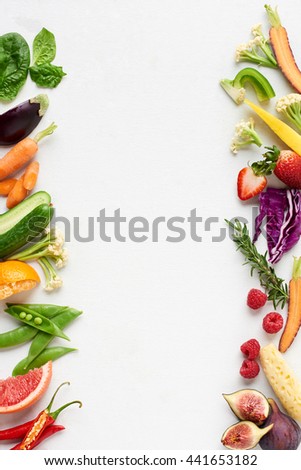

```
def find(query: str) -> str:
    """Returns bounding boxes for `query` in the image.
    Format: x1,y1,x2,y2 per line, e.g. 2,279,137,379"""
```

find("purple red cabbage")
253,188,301,264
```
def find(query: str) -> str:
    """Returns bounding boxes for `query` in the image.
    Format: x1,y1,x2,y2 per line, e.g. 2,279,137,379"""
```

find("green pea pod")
6,303,69,318
0,325,38,348
12,346,77,376
24,308,82,367
5,306,70,341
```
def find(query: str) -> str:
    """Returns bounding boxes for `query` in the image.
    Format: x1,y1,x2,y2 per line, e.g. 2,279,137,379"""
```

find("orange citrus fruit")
0,361,52,413
0,260,40,300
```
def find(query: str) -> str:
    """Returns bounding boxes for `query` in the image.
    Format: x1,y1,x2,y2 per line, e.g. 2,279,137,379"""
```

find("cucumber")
0,191,51,235
0,203,54,259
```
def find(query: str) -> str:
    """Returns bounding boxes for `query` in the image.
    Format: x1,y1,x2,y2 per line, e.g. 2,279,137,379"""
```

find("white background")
0,0,301,452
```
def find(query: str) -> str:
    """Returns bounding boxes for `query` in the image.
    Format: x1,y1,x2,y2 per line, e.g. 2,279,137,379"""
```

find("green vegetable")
226,219,288,308
0,325,37,348
12,347,77,376
5,305,70,341
236,24,277,68
221,67,275,104
29,28,66,88
29,64,66,88
231,117,262,154
7,303,69,317
24,307,82,367
276,94,301,132
0,33,30,101
0,203,53,259
32,28,56,66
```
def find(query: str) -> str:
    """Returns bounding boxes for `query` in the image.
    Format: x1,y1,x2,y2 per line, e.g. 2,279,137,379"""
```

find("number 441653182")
185,454,257,466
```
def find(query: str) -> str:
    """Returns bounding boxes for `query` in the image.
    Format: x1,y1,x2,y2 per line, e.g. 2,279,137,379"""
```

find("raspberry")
240,339,260,360
262,312,283,334
240,359,260,379
247,289,267,309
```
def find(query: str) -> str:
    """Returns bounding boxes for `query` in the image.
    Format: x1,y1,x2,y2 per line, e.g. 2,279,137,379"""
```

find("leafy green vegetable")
29,27,66,88
0,33,30,101
32,28,56,65
29,64,66,88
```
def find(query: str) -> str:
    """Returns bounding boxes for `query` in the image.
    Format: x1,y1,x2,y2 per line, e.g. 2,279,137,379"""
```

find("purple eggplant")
0,94,49,146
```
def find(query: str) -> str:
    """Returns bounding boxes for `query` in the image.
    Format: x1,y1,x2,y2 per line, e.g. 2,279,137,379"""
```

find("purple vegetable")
0,94,49,146
254,188,301,264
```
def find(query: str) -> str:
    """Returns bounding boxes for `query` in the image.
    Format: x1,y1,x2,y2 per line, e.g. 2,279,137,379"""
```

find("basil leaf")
29,63,66,88
33,28,56,66
0,33,30,101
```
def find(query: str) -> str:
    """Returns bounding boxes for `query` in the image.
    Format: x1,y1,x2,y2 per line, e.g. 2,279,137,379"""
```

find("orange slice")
0,260,40,300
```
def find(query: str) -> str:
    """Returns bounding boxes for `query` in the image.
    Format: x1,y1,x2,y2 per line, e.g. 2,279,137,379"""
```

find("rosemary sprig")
226,218,288,309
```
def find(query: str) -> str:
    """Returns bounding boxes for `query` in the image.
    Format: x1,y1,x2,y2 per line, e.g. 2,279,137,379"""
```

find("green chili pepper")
12,347,77,376
0,325,38,348
24,308,82,368
5,306,70,341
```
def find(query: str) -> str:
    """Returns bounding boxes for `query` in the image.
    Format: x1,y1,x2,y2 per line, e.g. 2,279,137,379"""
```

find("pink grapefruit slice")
0,361,52,414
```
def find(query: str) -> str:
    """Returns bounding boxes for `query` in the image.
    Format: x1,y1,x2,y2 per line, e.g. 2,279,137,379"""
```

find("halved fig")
223,389,270,425
221,421,273,450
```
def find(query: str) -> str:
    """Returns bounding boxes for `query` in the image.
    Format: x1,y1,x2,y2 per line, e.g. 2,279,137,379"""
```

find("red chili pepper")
0,419,36,441
9,382,81,450
11,425,65,450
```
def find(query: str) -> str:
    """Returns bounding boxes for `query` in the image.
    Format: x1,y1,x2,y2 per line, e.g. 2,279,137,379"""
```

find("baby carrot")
23,161,40,191
0,178,17,196
0,123,57,181
6,175,28,209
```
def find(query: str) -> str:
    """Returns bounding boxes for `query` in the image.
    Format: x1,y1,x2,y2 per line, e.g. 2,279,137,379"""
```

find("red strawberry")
274,150,301,188
237,167,267,201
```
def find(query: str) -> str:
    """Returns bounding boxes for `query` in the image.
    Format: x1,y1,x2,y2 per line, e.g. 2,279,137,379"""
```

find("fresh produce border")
220,5,301,450
0,28,82,450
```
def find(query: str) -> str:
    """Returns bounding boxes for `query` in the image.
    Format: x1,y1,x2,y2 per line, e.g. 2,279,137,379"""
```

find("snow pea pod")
0,325,37,348
0,306,67,348
6,303,69,318
5,306,70,341
12,347,77,376
24,308,82,367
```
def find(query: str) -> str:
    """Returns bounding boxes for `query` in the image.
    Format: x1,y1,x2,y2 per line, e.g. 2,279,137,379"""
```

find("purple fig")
223,389,270,425
259,398,301,450
221,421,273,450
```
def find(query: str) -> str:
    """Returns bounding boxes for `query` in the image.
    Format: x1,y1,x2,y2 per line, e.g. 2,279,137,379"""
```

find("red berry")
240,360,260,379
237,167,267,201
262,312,283,334
247,289,267,309
240,339,260,360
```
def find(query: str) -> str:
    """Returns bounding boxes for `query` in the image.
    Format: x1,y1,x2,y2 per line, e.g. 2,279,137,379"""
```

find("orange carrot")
279,257,301,353
23,161,40,191
6,176,28,209
265,5,301,93
0,123,57,181
0,178,17,196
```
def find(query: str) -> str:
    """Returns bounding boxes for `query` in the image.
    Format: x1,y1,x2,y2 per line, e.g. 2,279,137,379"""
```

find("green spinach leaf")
0,33,30,101
29,63,66,88
32,28,56,66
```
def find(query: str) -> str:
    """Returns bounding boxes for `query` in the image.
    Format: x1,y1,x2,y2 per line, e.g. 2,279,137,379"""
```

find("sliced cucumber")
0,191,51,235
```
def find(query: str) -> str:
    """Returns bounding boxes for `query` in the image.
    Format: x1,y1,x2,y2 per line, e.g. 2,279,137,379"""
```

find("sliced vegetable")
265,5,301,93
226,219,288,308
0,95,49,146
5,305,70,341
221,67,275,104
235,23,277,68
276,94,301,132
231,117,262,153
11,424,65,450
245,98,301,155
0,179,17,196
6,175,28,209
23,161,40,191
279,258,301,353
0,122,57,181
254,188,301,264
260,343,301,420
0,33,30,101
